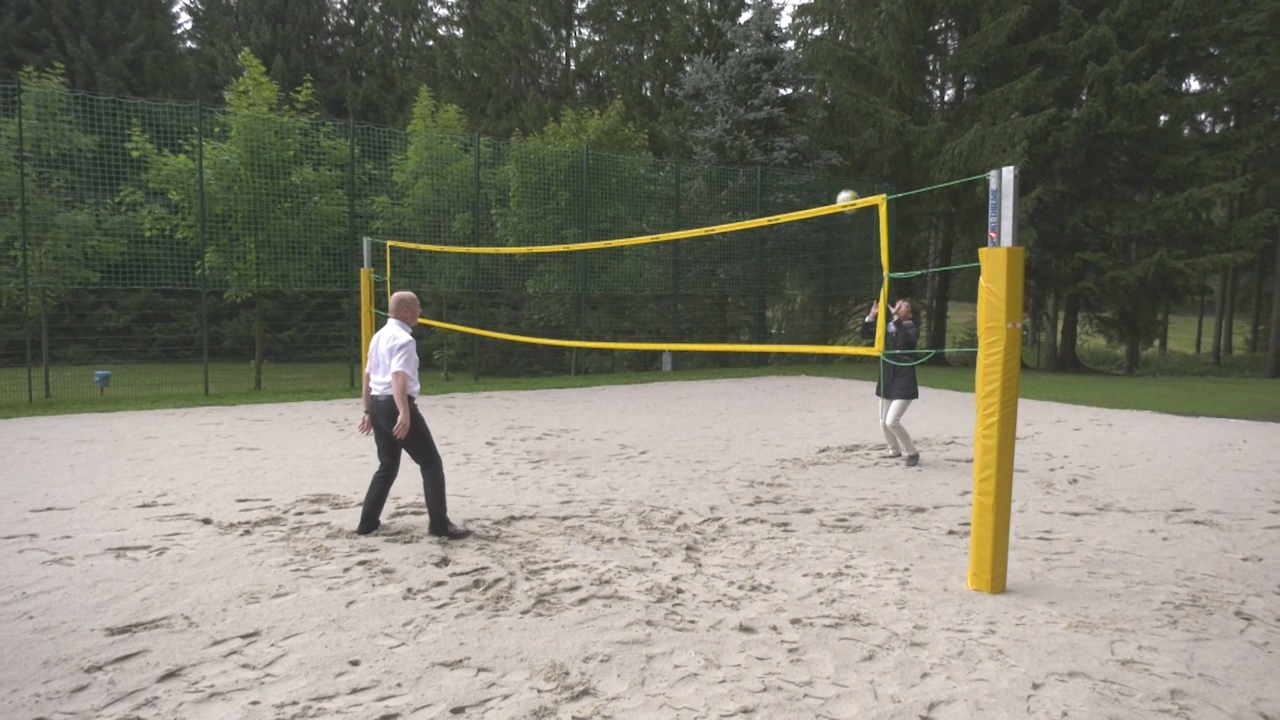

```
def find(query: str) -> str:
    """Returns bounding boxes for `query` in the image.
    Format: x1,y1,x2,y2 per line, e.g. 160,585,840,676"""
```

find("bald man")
356,291,470,539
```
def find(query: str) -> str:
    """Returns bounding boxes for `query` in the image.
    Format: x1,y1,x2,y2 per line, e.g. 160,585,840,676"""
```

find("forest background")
0,0,1275,410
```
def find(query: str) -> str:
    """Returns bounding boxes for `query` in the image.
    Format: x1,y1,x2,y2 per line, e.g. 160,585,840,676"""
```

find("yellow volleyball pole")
359,237,376,376
968,167,1025,594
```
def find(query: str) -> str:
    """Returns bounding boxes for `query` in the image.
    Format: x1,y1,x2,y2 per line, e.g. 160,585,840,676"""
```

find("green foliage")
5,0,1278,401
494,103,658,359
126,50,349,389
131,50,348,301
331,0,444,125
374,86,473,245
577,0,707,155
0,66,128,396
186,0,339,109
525,101,649,156
436,0,580,138
0,66,126,302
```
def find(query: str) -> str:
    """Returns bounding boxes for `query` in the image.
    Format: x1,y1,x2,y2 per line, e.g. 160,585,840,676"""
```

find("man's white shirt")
366,318,420,397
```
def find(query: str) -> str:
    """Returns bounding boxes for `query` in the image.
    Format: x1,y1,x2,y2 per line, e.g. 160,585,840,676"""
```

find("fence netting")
0,81,888,406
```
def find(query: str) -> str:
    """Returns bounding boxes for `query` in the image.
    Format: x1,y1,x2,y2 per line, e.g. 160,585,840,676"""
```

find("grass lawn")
2,359,1275,422
941,302,1257,356
0,361,357,413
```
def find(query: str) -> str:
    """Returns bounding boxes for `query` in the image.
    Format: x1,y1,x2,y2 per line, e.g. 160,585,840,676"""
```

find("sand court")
1,375,1277,718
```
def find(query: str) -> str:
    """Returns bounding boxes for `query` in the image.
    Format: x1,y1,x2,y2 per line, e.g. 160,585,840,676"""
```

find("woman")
861,297,921,466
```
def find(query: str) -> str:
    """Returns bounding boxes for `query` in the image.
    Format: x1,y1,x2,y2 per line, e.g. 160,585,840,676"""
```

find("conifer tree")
331,0,443,125
0,0,186,97
678,0,836,169
437,0,581,138
186,0,339,111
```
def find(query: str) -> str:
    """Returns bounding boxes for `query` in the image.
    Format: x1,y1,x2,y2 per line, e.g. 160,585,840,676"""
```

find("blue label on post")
987,187,1000,247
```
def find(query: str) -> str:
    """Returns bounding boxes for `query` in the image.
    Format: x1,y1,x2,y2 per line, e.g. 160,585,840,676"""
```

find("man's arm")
358,371,374,434
391,370,411,439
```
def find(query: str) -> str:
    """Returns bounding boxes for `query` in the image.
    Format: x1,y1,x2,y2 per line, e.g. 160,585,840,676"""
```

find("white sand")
1,376,1277,719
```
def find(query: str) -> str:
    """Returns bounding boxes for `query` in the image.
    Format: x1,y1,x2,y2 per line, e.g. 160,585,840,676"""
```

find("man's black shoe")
430,523,472,540
355,520,381,535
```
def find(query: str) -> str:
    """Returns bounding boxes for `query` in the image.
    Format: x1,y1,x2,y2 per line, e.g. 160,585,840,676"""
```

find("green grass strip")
2,362,1274,422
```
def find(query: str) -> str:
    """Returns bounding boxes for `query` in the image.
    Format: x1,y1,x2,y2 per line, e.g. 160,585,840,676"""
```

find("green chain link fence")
1,80,888,407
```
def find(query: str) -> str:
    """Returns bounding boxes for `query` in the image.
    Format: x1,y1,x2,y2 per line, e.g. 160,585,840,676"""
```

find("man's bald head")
389,291,421,322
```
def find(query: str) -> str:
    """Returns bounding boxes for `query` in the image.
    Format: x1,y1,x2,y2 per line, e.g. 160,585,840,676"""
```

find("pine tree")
677,0,837,169
1192,0,1277,370
578,0,703,156
437,0,581,138
331,0,444,125
186,0,339,111
795,0,1043,361
0,0,187,97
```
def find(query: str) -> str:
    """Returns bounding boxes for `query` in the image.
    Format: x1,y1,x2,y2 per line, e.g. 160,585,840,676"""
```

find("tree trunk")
926,217,953,364
1158,301,1169,354
1194,275,1206,354
1267,234,1279,378
1224,266,1236,356
41,304,51,399
1250,247,1265,353
1211,271,1227,366
1054,292,1086,371
1043,290,1059,369
1124,336,1140,375
924,220,938,348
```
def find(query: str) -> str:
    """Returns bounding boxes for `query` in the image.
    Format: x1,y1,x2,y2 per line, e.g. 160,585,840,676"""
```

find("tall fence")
0,81,886,406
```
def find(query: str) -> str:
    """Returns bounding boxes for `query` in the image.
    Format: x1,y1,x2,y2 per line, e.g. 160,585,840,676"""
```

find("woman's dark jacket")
860,317,920,400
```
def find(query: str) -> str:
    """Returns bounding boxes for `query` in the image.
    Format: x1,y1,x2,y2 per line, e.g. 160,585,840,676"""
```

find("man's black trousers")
358,397,449,534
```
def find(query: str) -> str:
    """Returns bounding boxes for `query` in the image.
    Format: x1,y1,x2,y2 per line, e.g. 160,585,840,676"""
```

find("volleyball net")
366,192,892,361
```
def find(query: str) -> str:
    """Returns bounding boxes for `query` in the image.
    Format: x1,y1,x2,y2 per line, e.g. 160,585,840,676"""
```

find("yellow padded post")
968,246,1025,594
359,268,375,376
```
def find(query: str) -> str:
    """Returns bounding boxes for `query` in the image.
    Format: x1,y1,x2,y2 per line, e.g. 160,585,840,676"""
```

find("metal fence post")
471,133,481,381
347,115,357,388
822,176,834,359
752,166,764,367
670,158,682,367
197,99,210,395
17,78,33,403
575,145,589,375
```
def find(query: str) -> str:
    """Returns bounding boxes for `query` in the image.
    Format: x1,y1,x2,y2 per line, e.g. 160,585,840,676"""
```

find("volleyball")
836,188,859,206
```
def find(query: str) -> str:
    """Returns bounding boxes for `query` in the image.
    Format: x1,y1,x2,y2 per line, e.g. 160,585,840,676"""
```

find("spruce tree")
677,0,837,169
437,0,581,138
0,0,187,97
186,0,339,112
330,0,443,125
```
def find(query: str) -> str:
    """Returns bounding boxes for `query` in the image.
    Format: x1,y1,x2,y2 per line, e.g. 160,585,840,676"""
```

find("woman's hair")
899,297,920,321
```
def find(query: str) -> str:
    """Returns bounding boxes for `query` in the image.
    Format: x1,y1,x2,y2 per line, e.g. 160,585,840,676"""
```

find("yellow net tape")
385,194,887,255
414,316,881,355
